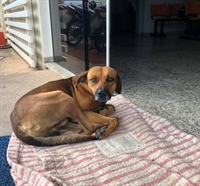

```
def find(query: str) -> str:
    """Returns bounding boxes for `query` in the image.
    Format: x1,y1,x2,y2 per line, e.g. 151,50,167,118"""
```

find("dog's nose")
97,89,107,97
94,88,111,102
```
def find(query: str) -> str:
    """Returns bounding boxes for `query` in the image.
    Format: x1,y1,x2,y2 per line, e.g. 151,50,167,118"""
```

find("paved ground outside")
0,48,62,135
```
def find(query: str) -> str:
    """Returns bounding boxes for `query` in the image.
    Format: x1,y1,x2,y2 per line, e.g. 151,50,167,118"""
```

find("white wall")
139,0,186,34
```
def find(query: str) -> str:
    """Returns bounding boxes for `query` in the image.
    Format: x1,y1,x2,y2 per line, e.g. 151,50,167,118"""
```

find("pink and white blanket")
7,95,200,186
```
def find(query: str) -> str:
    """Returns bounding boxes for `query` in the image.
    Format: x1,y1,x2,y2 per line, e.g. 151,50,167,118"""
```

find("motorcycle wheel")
66,21,83,46
94,30,106,53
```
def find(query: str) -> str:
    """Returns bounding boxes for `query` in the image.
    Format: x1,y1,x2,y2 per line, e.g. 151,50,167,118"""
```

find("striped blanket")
7,95,200,186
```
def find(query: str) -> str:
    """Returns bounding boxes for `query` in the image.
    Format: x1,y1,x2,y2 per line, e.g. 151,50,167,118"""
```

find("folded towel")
7,95,200,186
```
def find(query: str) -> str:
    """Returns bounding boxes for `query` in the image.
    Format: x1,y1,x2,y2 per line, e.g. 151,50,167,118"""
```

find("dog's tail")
14,125,97,146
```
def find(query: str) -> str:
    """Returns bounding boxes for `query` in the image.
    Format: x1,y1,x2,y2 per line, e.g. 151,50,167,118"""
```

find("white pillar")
106,0,110,67
0,1,5,29
36,0,62,63
49,0,62,62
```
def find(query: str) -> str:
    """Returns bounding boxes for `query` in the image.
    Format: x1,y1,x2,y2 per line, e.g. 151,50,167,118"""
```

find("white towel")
7,95,200,186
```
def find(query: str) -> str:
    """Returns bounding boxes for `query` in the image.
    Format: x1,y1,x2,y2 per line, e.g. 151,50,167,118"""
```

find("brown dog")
10,66,121,146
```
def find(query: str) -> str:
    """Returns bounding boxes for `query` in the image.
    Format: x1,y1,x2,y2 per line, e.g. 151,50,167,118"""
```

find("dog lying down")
10,66,122,146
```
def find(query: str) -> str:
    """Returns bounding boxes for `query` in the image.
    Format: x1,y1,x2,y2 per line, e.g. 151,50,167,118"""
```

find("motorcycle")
59,1,106,52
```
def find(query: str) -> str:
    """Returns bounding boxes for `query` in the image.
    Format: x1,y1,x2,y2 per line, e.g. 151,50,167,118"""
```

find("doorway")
58,0,141,72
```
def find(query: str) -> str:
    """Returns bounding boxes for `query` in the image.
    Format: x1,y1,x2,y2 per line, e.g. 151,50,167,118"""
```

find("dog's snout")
94,88,111,102
97,89,107,97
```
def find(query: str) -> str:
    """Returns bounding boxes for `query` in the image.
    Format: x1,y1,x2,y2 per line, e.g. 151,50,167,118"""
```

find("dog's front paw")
95,126,107,140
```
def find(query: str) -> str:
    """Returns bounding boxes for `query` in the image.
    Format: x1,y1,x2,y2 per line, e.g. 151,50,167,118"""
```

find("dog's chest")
77,97,104,113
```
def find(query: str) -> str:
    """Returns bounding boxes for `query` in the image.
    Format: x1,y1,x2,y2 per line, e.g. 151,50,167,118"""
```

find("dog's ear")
116,73,122,94
74,71,88,87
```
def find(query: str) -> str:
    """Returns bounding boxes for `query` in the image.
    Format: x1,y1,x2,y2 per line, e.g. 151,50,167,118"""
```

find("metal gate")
2,0,36,67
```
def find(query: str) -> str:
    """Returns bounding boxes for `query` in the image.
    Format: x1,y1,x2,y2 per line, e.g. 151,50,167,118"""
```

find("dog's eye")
106,77,113,83
90,78,97,83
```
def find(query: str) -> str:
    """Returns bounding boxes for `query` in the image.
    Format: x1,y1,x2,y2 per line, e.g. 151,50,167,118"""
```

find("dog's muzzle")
94,88,111,102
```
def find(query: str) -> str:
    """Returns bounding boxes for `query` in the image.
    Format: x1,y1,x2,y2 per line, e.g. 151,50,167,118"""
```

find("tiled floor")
110,33,200,138
0,48,62,135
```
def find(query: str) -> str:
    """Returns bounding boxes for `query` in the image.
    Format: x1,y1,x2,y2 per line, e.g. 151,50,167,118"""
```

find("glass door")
60,0,106,71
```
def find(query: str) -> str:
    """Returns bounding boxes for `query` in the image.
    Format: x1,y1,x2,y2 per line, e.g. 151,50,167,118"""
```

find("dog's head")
75,66,122,102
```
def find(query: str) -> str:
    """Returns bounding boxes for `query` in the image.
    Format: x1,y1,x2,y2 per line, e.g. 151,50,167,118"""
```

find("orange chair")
150,4,186,37
150,4,168,36
168,4,183,17
185,1,200,18
150,4,168,19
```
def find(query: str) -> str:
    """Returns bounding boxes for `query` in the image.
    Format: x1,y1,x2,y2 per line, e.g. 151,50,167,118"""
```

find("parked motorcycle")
59,1,106,52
